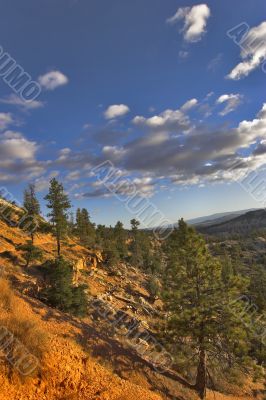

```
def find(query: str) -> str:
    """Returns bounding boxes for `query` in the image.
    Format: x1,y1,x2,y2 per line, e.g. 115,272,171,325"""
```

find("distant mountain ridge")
187,209,258,226
197,209,266,236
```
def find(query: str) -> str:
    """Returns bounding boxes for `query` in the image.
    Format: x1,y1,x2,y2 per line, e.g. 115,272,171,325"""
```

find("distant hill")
197,209,266,236
187,209,258,227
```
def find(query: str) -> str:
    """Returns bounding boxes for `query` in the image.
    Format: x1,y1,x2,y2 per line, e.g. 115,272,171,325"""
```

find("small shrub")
147,276,160,298
17,241,43,267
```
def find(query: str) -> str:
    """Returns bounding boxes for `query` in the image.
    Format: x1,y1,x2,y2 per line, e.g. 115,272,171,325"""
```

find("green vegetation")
1,180,264,395
162,219,254,399
76,208,96,247
44,178,71,256
23,183,40,244
17,241,43,268
41,257,88,317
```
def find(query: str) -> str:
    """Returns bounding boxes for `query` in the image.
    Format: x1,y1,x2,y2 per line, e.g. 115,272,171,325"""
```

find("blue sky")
0,0,266,227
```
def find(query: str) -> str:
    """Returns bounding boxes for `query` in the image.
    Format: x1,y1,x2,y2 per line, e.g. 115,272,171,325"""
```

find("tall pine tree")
163,219,250,399
76,208,96,247
44,178,71,256
23,183,40,244
129,218,144,267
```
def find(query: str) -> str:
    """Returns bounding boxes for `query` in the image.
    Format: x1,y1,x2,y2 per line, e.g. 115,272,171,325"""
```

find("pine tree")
23,183,40,244
163,219,250,399
129,219,144,267
42,257,88,316
105,238,120,267
114,221,127,260
76,208,95,247
67,211,75,235
44,178,71,256
43,257,74,312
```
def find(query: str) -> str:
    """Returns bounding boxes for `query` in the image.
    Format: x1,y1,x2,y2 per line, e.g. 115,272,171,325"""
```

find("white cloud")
181,98,198,111
102,145,127,161
0,113,13,130
38,70,69,90
104,103,266,187
236,103,266,145
104,104,130,120
0,94,44,110
227,21,266,80
0,131,38,160
167,4,211,43
133,107,191,132
216,93,243,116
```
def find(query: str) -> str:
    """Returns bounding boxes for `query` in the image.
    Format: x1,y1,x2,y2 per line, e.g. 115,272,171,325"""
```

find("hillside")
187,209,258,227
197,209,266,236
0,201,264,400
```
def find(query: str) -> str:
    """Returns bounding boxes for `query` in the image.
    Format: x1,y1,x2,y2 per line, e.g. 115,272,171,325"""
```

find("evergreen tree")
42,257,88,316
71,284,88,317
76,208,95,247
67,211,75,236
44,178,71,256
43,257,74,312
129,219,144,267
163,219,250,399
113,221,128,260
95,224,107,249
221,252,234,286
23,183,40,244
104,238,120,268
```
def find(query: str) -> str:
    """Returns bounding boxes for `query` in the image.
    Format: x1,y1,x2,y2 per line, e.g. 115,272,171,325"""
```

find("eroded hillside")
0,202,264,400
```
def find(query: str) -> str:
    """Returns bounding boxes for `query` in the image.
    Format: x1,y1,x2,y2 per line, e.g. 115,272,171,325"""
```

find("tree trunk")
57,235,61,256
31,232,34,245
195,348,207,399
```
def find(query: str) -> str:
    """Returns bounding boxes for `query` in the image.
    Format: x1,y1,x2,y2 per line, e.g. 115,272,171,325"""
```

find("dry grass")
3,315,48,361
0,277,15,310
0,277,48,375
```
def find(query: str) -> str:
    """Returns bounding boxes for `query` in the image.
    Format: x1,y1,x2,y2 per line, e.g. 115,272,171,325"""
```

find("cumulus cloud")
167,4,211,43
38,70,69,90
0,131,45,183
99,102,266,187
104,104,130,120
9,102,264,197
0,131,38,160
0,94,44,111
216,93,243,116
180,98,198,112
0,113,13,130
227,21,266,80
132,107,190,132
